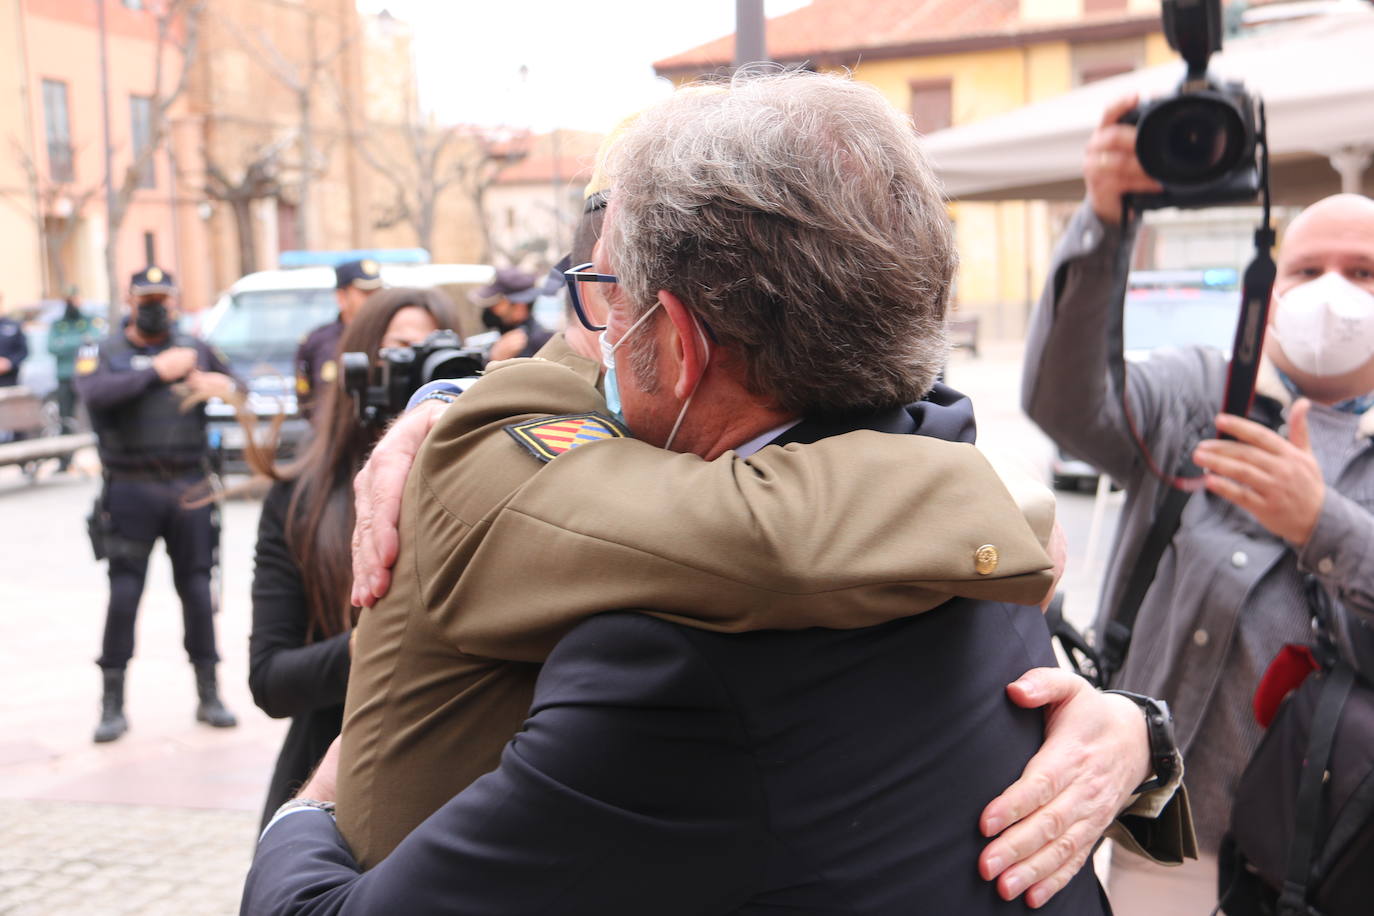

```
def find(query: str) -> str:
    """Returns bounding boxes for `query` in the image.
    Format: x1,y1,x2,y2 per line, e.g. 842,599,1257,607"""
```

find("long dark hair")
245,287,457,641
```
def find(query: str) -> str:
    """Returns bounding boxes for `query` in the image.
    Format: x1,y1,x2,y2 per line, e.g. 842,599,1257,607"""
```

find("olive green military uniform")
337,335,1062,867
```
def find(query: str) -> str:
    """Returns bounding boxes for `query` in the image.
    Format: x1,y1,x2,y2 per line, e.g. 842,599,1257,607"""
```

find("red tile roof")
653,0,1157,74
493,130,603,186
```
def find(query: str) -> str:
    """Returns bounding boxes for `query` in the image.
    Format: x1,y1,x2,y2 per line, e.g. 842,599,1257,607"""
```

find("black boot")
94,668,128,743
194,663,237,728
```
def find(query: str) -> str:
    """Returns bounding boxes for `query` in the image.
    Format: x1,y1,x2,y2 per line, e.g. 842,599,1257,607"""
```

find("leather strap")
1100,483,1191,686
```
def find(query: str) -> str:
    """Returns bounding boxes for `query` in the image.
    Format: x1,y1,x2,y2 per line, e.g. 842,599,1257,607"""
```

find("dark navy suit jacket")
242,386,1109,915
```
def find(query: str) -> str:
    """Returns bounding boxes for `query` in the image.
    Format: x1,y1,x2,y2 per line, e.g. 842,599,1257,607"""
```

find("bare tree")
3,141,100,296
102,0,205,312
211,6,356,252
359,120,528,261
202,136,290,276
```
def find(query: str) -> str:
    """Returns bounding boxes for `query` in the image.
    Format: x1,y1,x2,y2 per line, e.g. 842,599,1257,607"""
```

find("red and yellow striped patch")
504,413,628,463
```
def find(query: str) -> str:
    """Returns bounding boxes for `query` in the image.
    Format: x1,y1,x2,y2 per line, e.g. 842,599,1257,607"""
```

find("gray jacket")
1023,203,1374,852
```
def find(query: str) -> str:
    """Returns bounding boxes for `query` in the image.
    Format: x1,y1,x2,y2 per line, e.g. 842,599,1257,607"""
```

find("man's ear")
657,289,709,401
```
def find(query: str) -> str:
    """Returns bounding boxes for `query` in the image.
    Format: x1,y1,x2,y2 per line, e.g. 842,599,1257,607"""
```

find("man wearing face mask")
472,266,553,361
1023,94,1374,913
75,266,241,743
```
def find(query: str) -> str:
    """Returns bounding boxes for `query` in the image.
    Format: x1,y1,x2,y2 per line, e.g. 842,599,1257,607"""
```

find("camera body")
1119,0,1263,210
342,329,485,426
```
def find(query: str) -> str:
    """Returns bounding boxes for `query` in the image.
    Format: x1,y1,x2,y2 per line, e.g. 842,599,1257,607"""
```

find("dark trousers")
97,476,220,671
56,379,79,429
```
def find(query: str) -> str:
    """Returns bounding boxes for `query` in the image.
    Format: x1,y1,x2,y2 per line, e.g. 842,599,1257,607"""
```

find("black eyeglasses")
563,261,616,332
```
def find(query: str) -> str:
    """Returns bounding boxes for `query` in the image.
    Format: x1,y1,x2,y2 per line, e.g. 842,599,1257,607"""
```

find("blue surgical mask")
599,302,713,450
598,303,661,424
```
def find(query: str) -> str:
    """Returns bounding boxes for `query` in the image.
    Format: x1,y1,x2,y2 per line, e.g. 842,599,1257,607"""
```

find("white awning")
921,8,1374,204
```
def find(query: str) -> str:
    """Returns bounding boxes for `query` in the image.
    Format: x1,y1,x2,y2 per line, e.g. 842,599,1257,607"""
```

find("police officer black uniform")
0,305,28,387
473,267,553,360
295,258,383,421
75,266,239,743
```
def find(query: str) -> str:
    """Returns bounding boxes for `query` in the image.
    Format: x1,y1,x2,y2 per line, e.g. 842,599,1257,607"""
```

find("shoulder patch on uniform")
504,413,628,463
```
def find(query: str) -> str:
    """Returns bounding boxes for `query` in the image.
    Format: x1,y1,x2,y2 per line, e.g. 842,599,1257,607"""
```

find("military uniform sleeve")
248,482,352,720
242,614,766,915
74,343,159,410
1108,785,1198,865
418,360,1052,663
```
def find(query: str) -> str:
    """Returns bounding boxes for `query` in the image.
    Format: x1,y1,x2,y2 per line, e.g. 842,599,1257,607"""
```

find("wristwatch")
260,797,337,840
276,797,336,818
1103,689,1181,795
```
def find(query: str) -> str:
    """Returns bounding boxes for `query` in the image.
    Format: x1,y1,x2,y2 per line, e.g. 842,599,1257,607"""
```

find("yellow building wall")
849,42,1077,332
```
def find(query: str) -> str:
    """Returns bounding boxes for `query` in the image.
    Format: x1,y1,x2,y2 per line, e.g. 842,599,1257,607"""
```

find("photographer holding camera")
1024,83,1374,910
243,286,457,828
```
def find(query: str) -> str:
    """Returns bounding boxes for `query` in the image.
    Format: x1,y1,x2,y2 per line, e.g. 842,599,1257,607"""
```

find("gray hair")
605,69,954,414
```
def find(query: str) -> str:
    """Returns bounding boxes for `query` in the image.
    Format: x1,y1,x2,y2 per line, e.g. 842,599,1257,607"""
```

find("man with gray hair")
243,72,1173,914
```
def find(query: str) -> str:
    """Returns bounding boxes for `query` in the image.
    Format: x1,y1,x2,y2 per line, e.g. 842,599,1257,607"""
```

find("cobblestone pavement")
0,799,256,915
0,457,285,916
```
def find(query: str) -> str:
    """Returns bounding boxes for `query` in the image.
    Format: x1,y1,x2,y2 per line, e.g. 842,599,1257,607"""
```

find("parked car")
1050,268,1241,491
198,261,496,472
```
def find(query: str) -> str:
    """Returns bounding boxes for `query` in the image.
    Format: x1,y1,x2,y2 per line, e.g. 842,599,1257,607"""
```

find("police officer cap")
474,267,540,305
130,265,176,296
336,258,384,291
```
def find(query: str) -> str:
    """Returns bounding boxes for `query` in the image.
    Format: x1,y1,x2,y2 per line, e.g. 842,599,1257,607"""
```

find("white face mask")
1273,272,1374,377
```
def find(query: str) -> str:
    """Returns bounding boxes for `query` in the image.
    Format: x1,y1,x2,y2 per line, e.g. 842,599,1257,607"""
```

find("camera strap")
1100,104,1276,685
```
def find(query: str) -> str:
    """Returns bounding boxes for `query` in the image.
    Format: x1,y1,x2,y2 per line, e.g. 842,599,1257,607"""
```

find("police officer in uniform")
76,266,239,743
473,267,552,361
0,294,28,388
47,289,99,431
295,258,383,421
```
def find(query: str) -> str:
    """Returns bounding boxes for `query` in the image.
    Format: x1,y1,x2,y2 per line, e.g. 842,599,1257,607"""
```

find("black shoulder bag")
1218,578,1374,916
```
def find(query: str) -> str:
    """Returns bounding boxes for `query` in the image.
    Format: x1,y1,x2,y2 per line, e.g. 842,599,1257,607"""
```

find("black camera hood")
1163,0,1224,80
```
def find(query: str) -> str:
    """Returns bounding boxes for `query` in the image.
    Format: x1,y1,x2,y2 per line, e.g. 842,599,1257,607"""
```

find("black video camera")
1120,0,1262,210
341,330,485,426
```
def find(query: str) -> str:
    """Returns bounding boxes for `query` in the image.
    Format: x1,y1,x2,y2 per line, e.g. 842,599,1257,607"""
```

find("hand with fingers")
350,397,451,608
979,668,1151,908
1085,95,1164,225
1191,399,1325,547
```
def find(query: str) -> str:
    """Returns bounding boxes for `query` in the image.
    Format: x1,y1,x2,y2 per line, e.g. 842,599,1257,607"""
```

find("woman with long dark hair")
246,287,456,827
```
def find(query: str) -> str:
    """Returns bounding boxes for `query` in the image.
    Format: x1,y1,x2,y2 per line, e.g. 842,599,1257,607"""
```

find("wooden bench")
0,387,92,481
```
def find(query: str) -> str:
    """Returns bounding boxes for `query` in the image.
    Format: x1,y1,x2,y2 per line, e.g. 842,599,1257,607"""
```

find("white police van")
198,252,496,470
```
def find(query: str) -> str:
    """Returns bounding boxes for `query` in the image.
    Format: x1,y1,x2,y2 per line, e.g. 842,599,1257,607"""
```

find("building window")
1071,38,1145,87
129,95,156,189
1084,0,1128,12
123,0,145,10
42,79,74,183
909,79,953,133
143,232,156,267
1078,64,1134,84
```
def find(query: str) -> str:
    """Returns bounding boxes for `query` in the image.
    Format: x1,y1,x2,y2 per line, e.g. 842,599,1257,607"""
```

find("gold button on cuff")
974,544,999,576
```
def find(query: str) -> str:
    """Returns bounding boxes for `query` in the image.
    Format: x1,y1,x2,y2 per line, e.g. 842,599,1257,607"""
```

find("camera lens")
1136,95,1247,185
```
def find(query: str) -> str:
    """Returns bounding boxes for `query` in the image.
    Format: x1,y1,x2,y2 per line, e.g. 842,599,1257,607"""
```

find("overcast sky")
355,0,812,134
